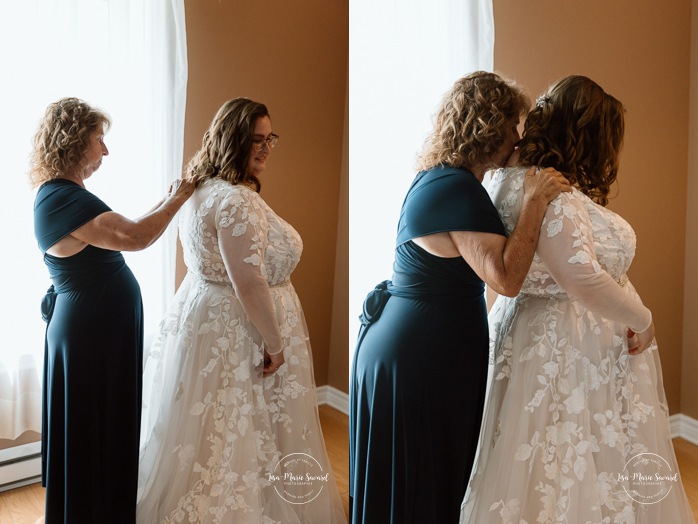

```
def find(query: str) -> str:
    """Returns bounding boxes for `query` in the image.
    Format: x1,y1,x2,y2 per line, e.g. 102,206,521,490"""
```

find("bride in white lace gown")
461,77,695,523
137,98,346,524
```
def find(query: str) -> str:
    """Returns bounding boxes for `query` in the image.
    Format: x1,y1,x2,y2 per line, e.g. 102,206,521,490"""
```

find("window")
348,0,495,362
0,0,187,471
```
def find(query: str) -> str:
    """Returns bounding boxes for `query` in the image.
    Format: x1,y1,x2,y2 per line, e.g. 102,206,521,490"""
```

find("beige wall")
683,0,698,420
493,0,692,414
328,77,350,393
179,0,349,390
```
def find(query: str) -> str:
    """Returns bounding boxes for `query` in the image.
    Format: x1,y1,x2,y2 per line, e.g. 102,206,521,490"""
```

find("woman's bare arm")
452,167,569,296
48,179,194,255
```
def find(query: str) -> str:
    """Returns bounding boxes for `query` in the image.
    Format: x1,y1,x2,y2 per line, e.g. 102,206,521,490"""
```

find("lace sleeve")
216,189,283,355
536,192,652,332
485,167,526,235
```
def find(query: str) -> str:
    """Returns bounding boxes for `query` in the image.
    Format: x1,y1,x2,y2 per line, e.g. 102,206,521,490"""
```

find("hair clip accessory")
535,95,550,108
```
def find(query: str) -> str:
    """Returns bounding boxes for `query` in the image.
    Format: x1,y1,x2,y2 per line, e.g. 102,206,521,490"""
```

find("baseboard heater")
0,441,41,492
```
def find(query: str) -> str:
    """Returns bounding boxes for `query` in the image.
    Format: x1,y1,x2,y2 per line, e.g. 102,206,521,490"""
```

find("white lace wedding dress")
137,178,346,524
461,167,695,523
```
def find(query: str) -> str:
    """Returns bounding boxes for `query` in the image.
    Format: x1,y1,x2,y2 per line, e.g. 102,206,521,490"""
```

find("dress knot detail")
355,280,392,351
41,285,57,324
359,280,391,327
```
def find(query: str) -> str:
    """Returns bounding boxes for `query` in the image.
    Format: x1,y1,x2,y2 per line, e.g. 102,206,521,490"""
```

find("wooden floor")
674,438,698,519
318,404,350,517
0,405,348,523
3,412,698,522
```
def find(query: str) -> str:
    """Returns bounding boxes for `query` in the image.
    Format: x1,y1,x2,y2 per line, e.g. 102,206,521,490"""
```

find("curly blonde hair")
28,97,111,188
518,75,624,206
185,98,269,192
416,71,530,173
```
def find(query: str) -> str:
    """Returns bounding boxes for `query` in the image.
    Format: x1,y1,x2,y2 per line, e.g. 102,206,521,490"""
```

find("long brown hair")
416,71,530,173
28,97,111,188
518,76,625,206
185,98,269,192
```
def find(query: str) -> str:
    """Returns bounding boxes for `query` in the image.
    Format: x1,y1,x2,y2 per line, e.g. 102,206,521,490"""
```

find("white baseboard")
316,385,349,415
670,413,698,445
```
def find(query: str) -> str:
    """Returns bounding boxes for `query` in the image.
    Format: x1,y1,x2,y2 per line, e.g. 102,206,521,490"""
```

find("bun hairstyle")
518,76,625,206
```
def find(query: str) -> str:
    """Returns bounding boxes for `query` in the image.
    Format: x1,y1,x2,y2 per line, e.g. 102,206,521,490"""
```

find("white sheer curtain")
0,0,187,441
348,0,494,361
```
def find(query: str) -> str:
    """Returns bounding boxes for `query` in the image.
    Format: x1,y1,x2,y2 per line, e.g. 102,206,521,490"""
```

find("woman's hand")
627,322,655,355
263,348,285,376
523,166,571,204
167,178,195,202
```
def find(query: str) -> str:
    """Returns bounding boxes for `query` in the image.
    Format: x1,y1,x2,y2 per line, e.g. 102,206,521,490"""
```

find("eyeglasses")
252,133,279,152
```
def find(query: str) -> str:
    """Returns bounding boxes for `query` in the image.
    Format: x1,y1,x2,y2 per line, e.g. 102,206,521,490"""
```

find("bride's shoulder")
487,165,528,182
484,166,528,194
203,178,261,203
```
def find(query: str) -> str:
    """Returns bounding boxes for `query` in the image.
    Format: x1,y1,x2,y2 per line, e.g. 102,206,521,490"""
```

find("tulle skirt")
137,273,346,524
461,289,695,523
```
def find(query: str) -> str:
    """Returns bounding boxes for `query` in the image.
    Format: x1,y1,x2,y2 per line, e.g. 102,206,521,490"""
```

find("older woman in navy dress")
30,97,193,524
350,72,571,523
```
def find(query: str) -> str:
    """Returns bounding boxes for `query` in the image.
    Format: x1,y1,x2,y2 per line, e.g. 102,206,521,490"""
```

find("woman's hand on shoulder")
523,166,571,206
167,178,195,202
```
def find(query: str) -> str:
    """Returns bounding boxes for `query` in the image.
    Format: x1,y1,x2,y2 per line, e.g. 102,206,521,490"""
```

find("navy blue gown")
350,167,506,523
34,179,144,524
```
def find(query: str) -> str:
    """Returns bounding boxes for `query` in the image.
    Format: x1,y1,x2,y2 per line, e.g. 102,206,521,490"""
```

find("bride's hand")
627,322,655,355
263,347,285,376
